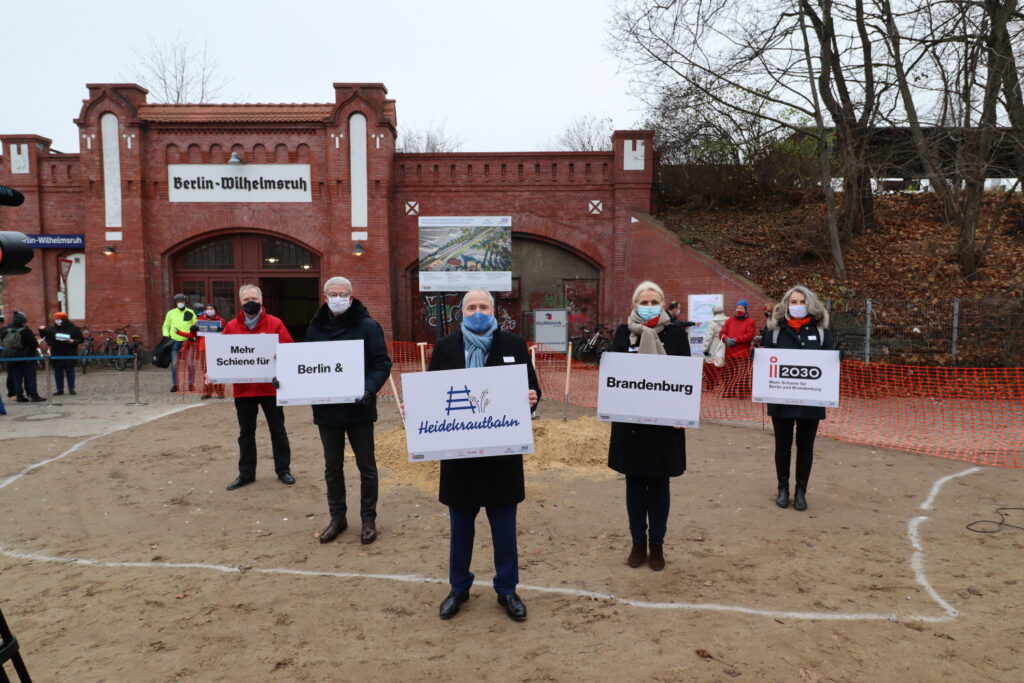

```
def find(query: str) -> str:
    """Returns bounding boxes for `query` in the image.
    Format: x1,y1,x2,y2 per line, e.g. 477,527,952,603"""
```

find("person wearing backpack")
2,311,44,403
761,285,834,512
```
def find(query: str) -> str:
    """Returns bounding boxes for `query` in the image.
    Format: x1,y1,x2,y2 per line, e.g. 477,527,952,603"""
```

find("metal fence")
825,297,1023,367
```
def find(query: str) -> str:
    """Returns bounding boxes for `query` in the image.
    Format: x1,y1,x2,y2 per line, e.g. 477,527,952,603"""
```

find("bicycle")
107,326,139,371
79,330,96,373
572,323,614,363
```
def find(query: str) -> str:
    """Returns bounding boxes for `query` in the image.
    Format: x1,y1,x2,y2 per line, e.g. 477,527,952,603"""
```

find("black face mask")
242,301,261,316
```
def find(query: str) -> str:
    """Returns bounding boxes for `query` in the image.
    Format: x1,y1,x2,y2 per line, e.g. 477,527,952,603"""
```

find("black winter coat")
43,322,84,361
304,299,393,426
428,329,541,508
761,320,834,421
607,324,689,478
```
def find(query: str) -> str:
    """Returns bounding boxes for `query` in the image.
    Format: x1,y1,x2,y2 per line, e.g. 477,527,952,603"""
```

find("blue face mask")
637,305,661,321
463,311,494,333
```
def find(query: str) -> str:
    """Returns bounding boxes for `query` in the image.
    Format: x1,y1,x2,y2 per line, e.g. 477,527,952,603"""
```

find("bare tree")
127,34,227,104
546,115,614,151
396,122,463,153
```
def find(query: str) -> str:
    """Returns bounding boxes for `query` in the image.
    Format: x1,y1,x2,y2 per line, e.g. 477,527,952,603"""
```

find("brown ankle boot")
627,542,647,568
649,544,666,571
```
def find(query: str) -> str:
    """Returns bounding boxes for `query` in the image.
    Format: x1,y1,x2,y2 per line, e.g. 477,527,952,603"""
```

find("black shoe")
439,590,470,620
226,476,255,491
278,472,295,485
170,386,178,393
200,394,211,400
69,390,77,395
776,478,790,508
497,592,527,621
54,391,65,396
16,396,29,403
794,482,808,511
30,396,46,403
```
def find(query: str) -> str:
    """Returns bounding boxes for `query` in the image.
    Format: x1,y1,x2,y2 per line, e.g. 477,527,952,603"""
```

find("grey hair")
323,276,352,294
238,283,262,299
712,305,725,315
462,289,495,308
768,285,829,330
631,280,665,305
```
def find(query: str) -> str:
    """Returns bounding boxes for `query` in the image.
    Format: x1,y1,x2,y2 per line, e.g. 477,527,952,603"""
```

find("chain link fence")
826,297,1024,367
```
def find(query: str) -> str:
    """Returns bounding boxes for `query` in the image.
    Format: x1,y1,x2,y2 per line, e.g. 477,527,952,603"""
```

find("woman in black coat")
428,289,540,623
607,280,690,572
761,284,834,512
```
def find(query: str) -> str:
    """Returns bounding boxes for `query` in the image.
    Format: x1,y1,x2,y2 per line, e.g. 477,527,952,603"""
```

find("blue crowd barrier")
0,355,133,362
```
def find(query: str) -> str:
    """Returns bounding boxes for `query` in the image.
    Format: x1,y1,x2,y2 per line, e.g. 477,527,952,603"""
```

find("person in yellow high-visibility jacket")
162,293,196,392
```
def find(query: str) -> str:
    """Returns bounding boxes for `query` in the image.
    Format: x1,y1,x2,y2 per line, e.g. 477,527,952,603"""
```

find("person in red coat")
197,304,228,399
222,284,295,491
718,300,757,397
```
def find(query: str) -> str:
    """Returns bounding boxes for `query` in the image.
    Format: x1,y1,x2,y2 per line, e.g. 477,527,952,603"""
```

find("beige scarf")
626,309,669,355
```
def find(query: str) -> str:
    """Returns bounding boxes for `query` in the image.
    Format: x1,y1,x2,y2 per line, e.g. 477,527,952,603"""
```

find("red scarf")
787,316,811,332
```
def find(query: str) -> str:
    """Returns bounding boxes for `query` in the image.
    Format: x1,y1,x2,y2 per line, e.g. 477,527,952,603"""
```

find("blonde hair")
631,280,665,305
768,285,829,330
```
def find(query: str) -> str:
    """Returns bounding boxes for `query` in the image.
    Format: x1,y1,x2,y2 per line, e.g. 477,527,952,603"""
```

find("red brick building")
0,82,765,344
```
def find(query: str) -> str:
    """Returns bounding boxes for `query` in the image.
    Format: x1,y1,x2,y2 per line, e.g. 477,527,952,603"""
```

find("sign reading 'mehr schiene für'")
167,164,312,203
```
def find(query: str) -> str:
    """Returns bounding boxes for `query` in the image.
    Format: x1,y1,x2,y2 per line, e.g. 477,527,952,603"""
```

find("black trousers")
234,396,291,479
9,362,38,399
625,475,671,546
317,423,378,522
772,417,819,484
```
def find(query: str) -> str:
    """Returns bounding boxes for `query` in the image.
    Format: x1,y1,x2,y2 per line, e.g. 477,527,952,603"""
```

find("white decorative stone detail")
9,144,29,174
371,133,385,149
623,140,645,171
351,231,368,240
100,114,122,228
405,201,420,215
105,231,123,241
330,132,344,149
121,134,135,150
588,199,603,215
349,113,368,228
82,134,96,150
630,216,640,223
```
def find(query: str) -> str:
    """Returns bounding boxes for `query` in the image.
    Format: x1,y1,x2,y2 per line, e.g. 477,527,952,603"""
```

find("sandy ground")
1,369,1023,681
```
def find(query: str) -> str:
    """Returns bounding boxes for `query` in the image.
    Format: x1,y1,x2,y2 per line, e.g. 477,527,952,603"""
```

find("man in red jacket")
719,299,757,398
223,284,295,490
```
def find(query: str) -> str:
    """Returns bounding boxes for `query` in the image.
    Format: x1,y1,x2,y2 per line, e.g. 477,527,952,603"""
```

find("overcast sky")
2,0,644,154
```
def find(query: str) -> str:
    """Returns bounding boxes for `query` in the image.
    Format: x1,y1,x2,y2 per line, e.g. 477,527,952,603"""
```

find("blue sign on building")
23,234,86,249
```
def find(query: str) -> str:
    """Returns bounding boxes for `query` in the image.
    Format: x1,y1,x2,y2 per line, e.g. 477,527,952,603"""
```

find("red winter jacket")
719,314,757,359
222,309,293,398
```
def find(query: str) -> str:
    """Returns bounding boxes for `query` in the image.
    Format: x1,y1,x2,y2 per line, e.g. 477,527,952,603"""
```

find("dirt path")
1,398,1022,681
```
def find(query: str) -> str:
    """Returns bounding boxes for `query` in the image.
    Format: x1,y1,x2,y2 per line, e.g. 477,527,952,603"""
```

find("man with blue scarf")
427,289,540,622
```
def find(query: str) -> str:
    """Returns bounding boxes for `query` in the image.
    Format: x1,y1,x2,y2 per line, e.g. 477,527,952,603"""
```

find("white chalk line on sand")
0,406,980,623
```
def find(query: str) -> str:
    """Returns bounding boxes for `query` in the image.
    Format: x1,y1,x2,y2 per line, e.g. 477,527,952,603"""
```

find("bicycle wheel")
100,342,116,368
593,337,611,363
114,343,129,370
79,345,91,373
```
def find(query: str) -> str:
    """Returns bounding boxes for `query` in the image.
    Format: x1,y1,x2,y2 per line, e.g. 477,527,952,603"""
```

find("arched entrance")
172,233,321,341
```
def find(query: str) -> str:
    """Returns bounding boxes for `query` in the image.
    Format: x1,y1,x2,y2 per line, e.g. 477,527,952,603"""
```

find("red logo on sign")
769,355,778,377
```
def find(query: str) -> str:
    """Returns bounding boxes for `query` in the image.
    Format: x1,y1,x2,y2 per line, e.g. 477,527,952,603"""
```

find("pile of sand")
376,416,612,491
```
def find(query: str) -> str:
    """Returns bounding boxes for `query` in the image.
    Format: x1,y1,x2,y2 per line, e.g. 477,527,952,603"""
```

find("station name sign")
167,164,312,203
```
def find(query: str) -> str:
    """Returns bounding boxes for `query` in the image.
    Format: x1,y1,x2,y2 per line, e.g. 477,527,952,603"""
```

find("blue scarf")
461,317,498,368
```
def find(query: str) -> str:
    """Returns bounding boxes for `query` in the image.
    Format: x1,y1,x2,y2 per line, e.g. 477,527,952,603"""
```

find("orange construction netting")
178,341,1024,468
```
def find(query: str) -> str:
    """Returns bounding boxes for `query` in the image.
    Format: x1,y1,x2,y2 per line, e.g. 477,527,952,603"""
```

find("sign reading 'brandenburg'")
167,164,312,203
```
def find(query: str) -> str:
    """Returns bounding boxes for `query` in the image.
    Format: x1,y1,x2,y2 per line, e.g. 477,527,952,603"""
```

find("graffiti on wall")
564,279,599,338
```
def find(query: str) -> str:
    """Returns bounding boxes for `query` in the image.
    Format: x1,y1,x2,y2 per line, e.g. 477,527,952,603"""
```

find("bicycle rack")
0,607,32,682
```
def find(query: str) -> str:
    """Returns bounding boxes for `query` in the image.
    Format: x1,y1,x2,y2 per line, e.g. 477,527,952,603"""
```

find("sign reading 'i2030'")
167,164,312,203
751,347,841,407
418,216,512,292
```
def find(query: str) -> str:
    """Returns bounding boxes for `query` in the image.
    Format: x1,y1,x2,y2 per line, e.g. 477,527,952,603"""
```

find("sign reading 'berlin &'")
167,164,312,203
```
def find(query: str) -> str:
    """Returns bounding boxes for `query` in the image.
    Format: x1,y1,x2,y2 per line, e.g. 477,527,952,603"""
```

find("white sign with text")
402,364,534,462
597,352,704,427
167,164,312,203
275,340,365,406
752,348,841,407
204,334,277,384
533,309,568,352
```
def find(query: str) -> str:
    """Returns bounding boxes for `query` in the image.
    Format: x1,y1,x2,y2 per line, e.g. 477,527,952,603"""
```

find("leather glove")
725,338,736,347
271,377,280,389
356,390,373,405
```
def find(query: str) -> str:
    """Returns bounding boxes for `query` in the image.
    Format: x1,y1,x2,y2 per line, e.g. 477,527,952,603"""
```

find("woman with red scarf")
761,285,834,511
606,281,690,571
718,300,756,397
